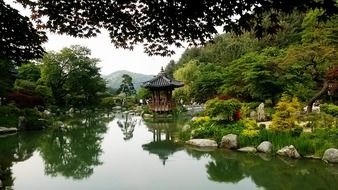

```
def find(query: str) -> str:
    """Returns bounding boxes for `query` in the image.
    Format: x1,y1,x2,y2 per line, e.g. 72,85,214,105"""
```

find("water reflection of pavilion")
142,121,183,165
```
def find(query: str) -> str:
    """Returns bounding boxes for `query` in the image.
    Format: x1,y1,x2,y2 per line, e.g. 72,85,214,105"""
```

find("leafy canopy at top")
15,0,338,56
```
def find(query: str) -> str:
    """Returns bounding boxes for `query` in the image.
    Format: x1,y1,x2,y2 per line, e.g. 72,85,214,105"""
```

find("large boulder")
238,146,257,153
220,134,238,149
277,145,301,159
322,148,338,163
257,141,272,153
257,103,266,121
186,139,218,148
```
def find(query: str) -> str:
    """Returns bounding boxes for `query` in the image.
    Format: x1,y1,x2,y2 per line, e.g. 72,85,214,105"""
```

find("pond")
1,112,338,190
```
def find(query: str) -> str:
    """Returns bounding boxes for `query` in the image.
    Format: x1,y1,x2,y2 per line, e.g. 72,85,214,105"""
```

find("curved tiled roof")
142,70,184,89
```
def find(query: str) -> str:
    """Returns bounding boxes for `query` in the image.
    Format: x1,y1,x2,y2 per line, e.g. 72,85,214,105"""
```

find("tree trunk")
307,80,328,113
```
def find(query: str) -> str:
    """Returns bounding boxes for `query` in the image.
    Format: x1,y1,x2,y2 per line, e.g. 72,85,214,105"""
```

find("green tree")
190,63,225,103
118,74,136,97
282,11,338,112
282,43,337,112
40,45,106,107
222,48,284,102
1,1,46,64
0,59,15,104
173,60,200,102
164,60,176,78
137,87,151,101
17,63,41,82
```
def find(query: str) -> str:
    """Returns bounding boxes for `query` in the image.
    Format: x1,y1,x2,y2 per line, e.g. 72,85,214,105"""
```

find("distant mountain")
103,70,154,90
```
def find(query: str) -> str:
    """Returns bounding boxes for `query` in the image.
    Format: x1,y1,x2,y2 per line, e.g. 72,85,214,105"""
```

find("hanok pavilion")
142,68,184,112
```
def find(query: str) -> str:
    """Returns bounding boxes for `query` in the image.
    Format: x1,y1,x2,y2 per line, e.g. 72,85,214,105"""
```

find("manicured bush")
241,118,260,138
270,95,301,131
205,98,241,121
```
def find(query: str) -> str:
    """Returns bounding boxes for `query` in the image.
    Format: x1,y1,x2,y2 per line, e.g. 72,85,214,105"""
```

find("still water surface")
1,112,338,190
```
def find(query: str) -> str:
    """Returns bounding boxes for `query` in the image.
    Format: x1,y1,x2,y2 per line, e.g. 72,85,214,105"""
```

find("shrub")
321,103,338,117
22,108,48,130
35,85,53,103
192,116,210,125
205,98,241,121
189,120,245,143
0,105,21,127
101,96,116,109
13,79,36,94
270,95,301,131
240,118,260,137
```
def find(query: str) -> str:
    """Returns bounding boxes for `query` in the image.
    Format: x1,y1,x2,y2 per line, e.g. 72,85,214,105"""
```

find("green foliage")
170,10,338,106
0,105,48,129
40,45,106,107
1,1,46,64
0,59,15,98
18,63,41,82
101,97,117,109
13,79,36,94
320,103,338,117
136,87,151,101
270,95,301,131
173,60,200,101
205,98,241,120
14,0,338,57
164,60,176,77
192,116,211,125
241,118,260,138
0,105,21,127
22,108,47,130
190,63,225,103
222,48,284,102
190,121,245,143
239,128,338,156
35,85,53,103
117,74,136,97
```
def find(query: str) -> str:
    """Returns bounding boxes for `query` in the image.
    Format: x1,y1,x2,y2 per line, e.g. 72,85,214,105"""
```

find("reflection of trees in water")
206,152,244,183
0,132,44,188
116,113,137,141
142,121,183,165
39,112,113,180
185,148,338,190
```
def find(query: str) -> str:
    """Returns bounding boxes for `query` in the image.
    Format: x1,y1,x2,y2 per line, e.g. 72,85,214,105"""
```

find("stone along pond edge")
185,134,338,164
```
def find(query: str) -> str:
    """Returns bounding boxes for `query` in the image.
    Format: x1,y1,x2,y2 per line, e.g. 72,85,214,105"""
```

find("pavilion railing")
148,101,176,112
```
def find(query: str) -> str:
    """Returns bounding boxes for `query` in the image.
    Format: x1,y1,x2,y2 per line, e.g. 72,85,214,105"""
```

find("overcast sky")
6,0,186,75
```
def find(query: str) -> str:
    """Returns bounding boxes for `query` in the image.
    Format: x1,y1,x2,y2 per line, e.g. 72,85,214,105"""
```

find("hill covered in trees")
104,70,153,90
